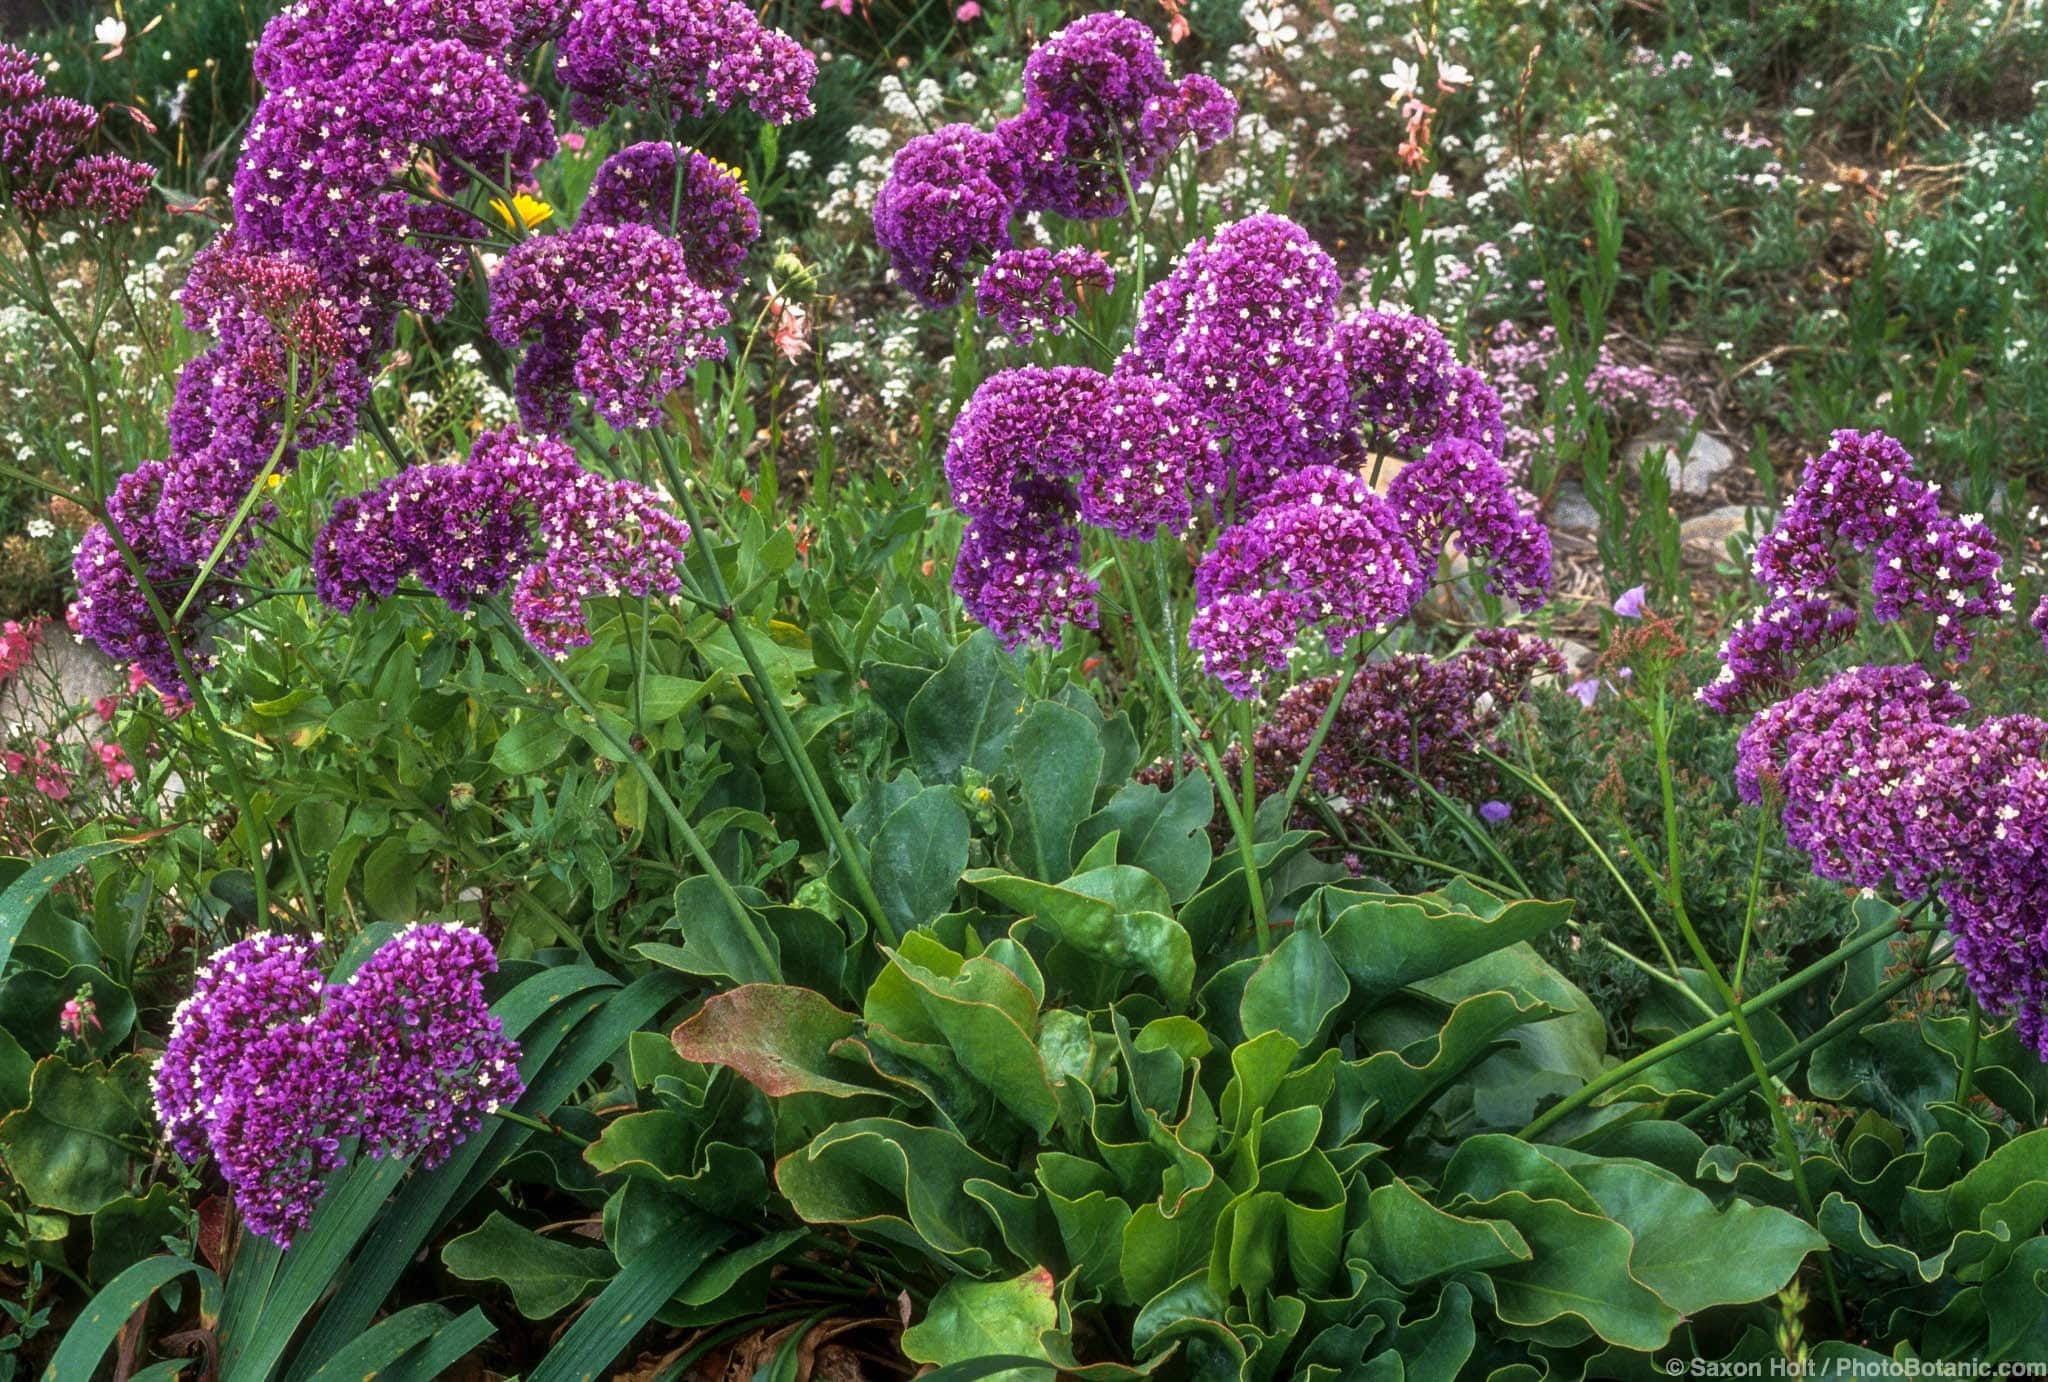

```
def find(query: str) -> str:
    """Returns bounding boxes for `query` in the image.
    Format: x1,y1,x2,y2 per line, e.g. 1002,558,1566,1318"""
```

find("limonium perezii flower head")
0,42,155,227
489,221,732,433
1387,436,1552,611
2035,595,2048,651
1338,309,1456,457
954,496,1100,651
1126,213,1351,495
976,247,1113,346
873,124,1022,310
557,0,815,128
315,428,690,660
73,463,240,693
1697,593,1859,713
581,142,760,292
1188,465,1425,697
994,11,1234,221
154,925,521,1247
1750,429,2012,656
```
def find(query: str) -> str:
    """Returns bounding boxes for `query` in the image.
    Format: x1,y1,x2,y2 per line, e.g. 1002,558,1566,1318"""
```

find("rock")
1626,430,1737,498
1680,504,1770,563
1553,639,1597,675
1548,480,1601,534
0,632,121,742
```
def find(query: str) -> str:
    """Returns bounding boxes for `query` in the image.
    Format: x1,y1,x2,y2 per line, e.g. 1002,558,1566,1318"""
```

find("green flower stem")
483,599,780,980
1679,958,1950,1131
1956,993,1982,1106
174,358,301,624
1649,682,1844,1330
643,427,898,945
1482,748,1685,979
1109,543,1271,950
493,1107,592,1148
1520,908,1940,1141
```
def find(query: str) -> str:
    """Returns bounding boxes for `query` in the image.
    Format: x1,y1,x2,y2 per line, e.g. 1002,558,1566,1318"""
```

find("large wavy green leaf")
441,1212,616,1318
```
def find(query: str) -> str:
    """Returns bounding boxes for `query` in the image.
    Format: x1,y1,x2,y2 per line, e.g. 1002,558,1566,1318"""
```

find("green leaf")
1566,1158,1824,1314
525,1213,733,1382
0,838,145,982
669,983,871,1098
1074,775,1214,904
1460,1190,1681,1350
89,1184,184,1284
1362,1178,1531,1286
1240,926,1350,1048
0,1056,146,1213
491,714,572,773
902,1267,1061,1381
1324,892,1573,1005
907,632,1030,785
360,837,418,922
1006,702,1104,882
881,938,1060,1135
441,1212,615,1318
40,1255,218,1382
872,787,971,934
775,1117,1013,1273
965,867,1193,1008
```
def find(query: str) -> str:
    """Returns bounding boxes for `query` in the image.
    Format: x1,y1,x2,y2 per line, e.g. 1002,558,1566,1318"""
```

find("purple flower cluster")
72,463,233,693
315,428,689,658
936,214,1550,678
872,15,1232,307
581,143,760,292
994,11,1234,221
1749,430,2013,656
0,43,155,227
72,0,561,692
153,924,521,1246
976,247,1113,345
1735,664,2048,1056
1265,629,1562,814
1388,437,1553,611
1188,466,1425,697
1478,320,1694,479
944,366,1216,646
1698,593,1860,713
872,125,1022,311
2035,595,2048,652
489,220,731,432
556,0,815,129
1127,214,1352,493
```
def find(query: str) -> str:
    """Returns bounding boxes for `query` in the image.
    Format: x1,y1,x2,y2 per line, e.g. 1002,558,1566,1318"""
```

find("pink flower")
769,298,811,362
560,132,587,154
822,0,852,14
95,696,119,723
61,994,101,1042
955,1,980,18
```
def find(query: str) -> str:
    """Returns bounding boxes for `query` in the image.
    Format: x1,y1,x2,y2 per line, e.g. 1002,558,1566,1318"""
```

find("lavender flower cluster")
154,924,521,1246
872,14,1233,309
314,428,689,659
1710,433,2048,1057
935,210,1551,694
1,43,155,228
976,247,1114,346
72,0,803,691
1704,430,2015,708
1142,630,1563,832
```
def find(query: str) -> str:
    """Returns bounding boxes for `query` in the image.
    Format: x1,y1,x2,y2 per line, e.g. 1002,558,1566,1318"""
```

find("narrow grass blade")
525,1217,733,1382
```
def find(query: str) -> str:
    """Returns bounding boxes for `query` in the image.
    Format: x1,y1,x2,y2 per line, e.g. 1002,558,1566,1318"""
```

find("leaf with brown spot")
672,984,874,1099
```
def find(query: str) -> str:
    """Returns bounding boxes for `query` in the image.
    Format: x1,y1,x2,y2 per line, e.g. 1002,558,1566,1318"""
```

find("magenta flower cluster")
1705,430,2014,707
937,210,1550,691
872,14,1233,308
946,366,1217,647
316,428,689,659
976,247,1114,346
153,925,522,1247
0,43,154,227
72,0,796,691
1189,467,1424,697
1736,665,2048,1057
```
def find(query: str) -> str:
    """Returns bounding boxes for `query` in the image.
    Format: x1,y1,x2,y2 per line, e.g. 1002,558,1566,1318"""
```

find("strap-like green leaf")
289,971,683,1376
41,1254,218,1382
525,1216,733,1382
304,1302,494,1380
379,1307,497,1382
1,839,145,981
